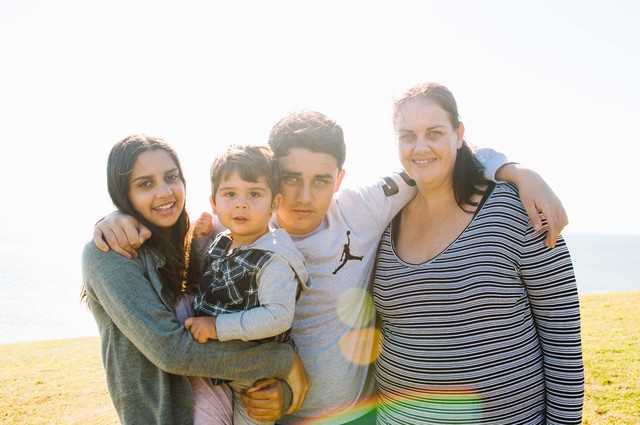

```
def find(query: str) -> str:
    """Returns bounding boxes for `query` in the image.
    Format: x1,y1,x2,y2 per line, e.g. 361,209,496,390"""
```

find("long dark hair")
82,134,194,305
393,82,489,212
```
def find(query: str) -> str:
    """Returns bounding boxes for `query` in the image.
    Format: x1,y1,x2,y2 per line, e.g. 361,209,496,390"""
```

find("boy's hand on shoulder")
193,212,214,239
93,210,151,259
496,164,568,248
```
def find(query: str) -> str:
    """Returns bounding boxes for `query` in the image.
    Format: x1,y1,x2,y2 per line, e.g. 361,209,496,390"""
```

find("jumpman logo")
332,230,363,275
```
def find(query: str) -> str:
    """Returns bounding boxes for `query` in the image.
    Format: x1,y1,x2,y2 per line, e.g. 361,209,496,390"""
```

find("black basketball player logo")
332,230,363,275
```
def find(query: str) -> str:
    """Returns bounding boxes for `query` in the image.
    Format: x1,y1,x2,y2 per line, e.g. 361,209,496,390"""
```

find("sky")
2,0,639,240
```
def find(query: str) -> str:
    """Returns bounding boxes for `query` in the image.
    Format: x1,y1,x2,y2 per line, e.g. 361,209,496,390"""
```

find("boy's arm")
495,163,568,248
215,256,298,342
93,210,218,258
93,210,151,259
474,147,568,248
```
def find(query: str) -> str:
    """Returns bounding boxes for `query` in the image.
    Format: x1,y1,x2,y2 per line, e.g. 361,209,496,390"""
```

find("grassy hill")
1,290,638,424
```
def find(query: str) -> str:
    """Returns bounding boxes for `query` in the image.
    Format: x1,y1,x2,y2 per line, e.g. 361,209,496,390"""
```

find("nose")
234,196,249,209
296,183,313,204
155,182,173,198
414,136,431,152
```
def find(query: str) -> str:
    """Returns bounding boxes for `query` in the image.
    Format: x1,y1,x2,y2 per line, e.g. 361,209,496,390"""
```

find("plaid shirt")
193,232,296,385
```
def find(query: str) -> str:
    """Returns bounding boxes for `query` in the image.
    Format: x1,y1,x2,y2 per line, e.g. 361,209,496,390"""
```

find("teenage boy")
94,111,567,424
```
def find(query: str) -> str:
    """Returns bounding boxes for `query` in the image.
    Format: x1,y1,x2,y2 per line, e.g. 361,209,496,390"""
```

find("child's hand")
184,316,218,343
192,212,214,239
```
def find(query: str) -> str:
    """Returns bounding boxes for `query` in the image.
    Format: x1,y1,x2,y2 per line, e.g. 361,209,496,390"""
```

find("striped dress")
373,183,583,425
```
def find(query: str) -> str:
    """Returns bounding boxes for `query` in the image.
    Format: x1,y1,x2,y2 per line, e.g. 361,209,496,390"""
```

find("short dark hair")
393,82,489,211
210,144,279,200
268,110,346,170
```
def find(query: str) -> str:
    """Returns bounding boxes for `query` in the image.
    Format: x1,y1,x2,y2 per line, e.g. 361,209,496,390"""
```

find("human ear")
209,195,217,215
271,193,282,212
456,123,465,149
334,169,346,193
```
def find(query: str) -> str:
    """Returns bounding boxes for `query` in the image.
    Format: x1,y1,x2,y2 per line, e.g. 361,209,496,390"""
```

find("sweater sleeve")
520,227,584,424
216,255,299,342
82,243,294,381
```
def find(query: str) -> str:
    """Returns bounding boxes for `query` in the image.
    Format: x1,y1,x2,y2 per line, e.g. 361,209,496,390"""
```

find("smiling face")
395,97,464,190
276,147,345,235
128,150,186,229
212,170,279,247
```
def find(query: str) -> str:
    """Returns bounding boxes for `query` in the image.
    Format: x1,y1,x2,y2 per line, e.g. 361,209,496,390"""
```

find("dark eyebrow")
280,170,334,180
313,173,335,180
397,125,445,132
131,174,151,183
218,184,268,192
280,170,302,176
131,168,179,183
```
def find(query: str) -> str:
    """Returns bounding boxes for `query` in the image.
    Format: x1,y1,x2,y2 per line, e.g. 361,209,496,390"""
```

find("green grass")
580,290,640,424
1,290,638,424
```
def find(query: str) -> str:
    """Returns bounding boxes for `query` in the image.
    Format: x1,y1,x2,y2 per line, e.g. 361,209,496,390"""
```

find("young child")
184,144,310,425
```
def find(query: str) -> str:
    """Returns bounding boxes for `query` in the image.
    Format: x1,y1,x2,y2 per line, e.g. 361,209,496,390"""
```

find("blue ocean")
0,230,638,345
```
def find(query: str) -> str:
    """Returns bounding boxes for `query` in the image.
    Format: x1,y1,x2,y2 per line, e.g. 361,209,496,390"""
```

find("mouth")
153,202,176,213
292,209,314,218
412,158,436,166
232,216,249,223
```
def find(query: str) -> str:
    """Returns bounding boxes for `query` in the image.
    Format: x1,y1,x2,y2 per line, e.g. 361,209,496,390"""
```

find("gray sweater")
82,242,294,424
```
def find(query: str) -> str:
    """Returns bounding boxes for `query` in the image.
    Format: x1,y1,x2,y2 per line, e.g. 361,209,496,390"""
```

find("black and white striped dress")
373,183,583,425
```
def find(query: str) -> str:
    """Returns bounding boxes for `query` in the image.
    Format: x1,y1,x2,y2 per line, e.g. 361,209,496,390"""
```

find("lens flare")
339,327,382,366
377,388,483,423
299,395,378,425
335,287,375,329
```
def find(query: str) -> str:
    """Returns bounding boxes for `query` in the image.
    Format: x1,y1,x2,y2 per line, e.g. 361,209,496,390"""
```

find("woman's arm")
82,242,294,381
520,226,584,424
